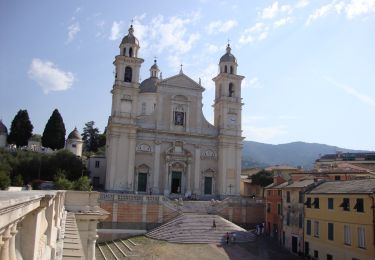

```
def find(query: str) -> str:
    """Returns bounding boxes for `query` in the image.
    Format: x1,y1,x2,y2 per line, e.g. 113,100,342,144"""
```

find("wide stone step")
146,213,252,244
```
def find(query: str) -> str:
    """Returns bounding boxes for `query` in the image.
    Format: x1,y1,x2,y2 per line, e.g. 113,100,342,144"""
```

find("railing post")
0,226,11,260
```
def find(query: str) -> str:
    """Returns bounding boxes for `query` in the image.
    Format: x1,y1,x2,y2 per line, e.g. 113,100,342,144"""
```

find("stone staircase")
96,238,139,260
146,213,256,244
179,200,213,213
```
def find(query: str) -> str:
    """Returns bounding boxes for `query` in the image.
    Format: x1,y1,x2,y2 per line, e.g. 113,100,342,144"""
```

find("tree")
54,174,73,190
0,156,11,190
82,121,100,152
0,170,11,190
42,109,66,150
250,170,273,198
49,150,85,181
73,176,92,191
8,110,33,147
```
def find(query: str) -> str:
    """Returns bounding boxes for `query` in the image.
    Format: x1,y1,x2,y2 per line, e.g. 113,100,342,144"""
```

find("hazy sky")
1,0,374,150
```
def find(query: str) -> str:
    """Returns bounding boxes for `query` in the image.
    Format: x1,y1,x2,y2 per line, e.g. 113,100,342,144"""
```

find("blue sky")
1,0,374,150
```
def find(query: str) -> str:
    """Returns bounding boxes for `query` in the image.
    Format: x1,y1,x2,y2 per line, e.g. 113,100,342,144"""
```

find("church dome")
67,127,81,140
150,63,159,70
140,77,158,93
0,120,7,135
121,25,139,46
220,44,237,63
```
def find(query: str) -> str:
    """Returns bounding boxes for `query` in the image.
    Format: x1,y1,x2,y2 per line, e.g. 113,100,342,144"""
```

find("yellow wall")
304,194,374,260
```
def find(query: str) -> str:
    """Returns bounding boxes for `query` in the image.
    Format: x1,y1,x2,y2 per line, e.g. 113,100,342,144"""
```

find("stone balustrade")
0,190,108,260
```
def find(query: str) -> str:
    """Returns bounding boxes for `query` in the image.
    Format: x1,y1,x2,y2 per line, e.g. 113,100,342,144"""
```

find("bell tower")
106,24,144,191
213,44,244,195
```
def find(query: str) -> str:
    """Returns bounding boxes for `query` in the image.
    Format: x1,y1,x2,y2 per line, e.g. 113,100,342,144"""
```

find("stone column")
128,132,137,191
87,233,98,260
193,145,200,194
9,223,18,260
164,162,170,195
186,162,191,194
235,145,242,195
0,235,4,257
1,226,11,260
153,141,161,194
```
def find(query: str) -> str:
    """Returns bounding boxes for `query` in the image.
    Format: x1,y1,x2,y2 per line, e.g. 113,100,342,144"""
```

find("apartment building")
304,179,375,260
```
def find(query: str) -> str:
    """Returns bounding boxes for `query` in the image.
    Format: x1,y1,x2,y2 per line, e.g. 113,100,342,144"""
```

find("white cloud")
247,77,263,88
281,4,293,14
131,12,201,68
200,63,218,89
261,2,280,19
67,22,80,43
95,20,106,38
260,2,293,19
239,23,269,44
206,43,220,53
295,0,310,8
345,0,375,19
274,16,292,27
28,59,74,94
243,125,287,141
306,0,375,25
206,19,238,34
306,3,334,25
109,21,123,41
324,75,375,107
278,115,297,120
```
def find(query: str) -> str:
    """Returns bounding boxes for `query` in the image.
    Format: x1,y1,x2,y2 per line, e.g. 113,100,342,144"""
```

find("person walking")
212,219,216,229
226,232,230,244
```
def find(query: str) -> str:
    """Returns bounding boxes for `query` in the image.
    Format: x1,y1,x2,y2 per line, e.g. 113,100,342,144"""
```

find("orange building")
265,175,288,241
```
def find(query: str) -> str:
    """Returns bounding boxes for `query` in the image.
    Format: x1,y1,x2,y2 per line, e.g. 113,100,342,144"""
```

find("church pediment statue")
136,143,152,153
161,73,204,91
165,141,192,162
136,163,150,173
202,168,216,176
201,149,217,160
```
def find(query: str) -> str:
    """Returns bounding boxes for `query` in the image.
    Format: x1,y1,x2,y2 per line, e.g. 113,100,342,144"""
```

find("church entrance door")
171,171,182,193
137,173,147,192
204,177,212,194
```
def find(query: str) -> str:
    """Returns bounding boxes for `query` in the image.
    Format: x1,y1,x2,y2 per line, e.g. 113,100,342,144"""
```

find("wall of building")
99,193,265,231
266,188,283,240
282,188,305,254
99,194,179,230
217,198,265,229
88,156,107,188
304,193,374,260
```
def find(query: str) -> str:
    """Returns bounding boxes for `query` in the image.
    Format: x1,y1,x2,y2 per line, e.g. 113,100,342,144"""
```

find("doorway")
137,173,147,192
304,241,309,256
292,236,298,253
204,177,212,194
171,171,182,193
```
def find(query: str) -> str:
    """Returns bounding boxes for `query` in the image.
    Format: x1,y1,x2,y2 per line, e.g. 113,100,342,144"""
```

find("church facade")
105,25,245,197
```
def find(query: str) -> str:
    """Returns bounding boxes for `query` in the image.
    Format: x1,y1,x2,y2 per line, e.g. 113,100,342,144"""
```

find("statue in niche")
174,111,184,126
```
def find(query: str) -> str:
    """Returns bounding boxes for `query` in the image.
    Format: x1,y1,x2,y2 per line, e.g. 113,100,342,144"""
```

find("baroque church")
105,25,245,197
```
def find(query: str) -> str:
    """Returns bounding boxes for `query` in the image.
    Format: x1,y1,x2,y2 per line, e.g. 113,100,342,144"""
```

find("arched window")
129,47,133,57
229,83,234,97
124,66,132,82
224,65,228,73
230,66,233,74
123,48,126,56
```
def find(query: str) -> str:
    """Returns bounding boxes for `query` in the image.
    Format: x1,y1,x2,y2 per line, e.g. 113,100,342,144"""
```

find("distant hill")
242,141,369,170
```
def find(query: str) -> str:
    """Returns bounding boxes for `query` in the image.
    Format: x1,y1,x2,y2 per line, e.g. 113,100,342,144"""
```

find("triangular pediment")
160,73,204,91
